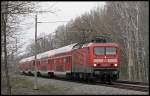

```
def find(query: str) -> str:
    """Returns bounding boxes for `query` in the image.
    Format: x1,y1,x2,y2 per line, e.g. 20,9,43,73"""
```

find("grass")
11,76,33,88
1,73,66,95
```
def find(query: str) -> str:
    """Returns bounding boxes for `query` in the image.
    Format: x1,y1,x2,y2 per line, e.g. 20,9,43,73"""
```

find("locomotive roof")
86,42,119,47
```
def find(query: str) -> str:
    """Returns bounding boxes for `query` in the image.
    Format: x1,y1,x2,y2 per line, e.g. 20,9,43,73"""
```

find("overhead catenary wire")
37,20,69,23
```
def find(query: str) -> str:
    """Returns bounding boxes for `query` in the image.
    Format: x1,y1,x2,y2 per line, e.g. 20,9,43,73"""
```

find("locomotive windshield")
106,47,116,55
94,47,116,55
94,47,105,55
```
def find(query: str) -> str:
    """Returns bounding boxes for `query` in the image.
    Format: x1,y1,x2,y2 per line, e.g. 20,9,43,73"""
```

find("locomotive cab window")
106,47,116,55
94,47,105,55
94,47,117,55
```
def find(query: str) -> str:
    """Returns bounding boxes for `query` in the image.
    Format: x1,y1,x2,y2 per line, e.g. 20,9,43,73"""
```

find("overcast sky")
18,2,106,55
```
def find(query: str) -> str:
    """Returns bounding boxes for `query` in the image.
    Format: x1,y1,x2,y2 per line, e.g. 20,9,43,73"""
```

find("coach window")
67,57,69,63
36,61,38,65
33,61,35,66
68,57,70,63
51,59,54,64
64,57,69,64
38,61,40,66
64,58,67,64
48,59,51,64
69,56,72,63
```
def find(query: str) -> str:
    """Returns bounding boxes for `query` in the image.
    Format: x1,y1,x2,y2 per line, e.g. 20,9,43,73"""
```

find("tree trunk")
2,1,11,95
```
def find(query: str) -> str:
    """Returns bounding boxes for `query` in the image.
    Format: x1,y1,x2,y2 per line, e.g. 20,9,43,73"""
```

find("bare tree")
1,1,37,94
105,1,149,82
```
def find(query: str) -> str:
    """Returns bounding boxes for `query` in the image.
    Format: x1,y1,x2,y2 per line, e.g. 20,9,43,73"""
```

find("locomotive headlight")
114,63,118,67
94,63,97,67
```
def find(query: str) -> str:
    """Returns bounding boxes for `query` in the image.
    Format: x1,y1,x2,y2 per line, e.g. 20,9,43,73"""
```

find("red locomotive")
19,36,120,83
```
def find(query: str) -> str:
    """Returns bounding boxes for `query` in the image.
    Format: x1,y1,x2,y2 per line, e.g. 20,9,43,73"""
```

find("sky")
18,2,106,56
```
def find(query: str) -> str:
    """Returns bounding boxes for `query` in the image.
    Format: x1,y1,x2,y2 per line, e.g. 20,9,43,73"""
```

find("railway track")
51,76,149,92
112,80,149,92
22,74,149,92
49,76,149,92
95,81,149,92
53,78,149,92
115,80,148,86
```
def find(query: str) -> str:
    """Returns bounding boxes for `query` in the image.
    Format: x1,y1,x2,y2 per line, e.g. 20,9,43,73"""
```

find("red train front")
89,43,120,82
71,37,120,83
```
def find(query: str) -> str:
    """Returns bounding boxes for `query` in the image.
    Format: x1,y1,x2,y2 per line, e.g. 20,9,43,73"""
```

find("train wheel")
87,77,94,83
79,73,83,81
48,73,51,78
87,74,95,83
22,71,25,75
76,73,80,81
66,73,71,80
48,72,52,78
100,77,106,84
28,72,33,76
108,81,113,85
108,75,113,85
37,72,41,77
73,73,77,80
48,72,54,78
